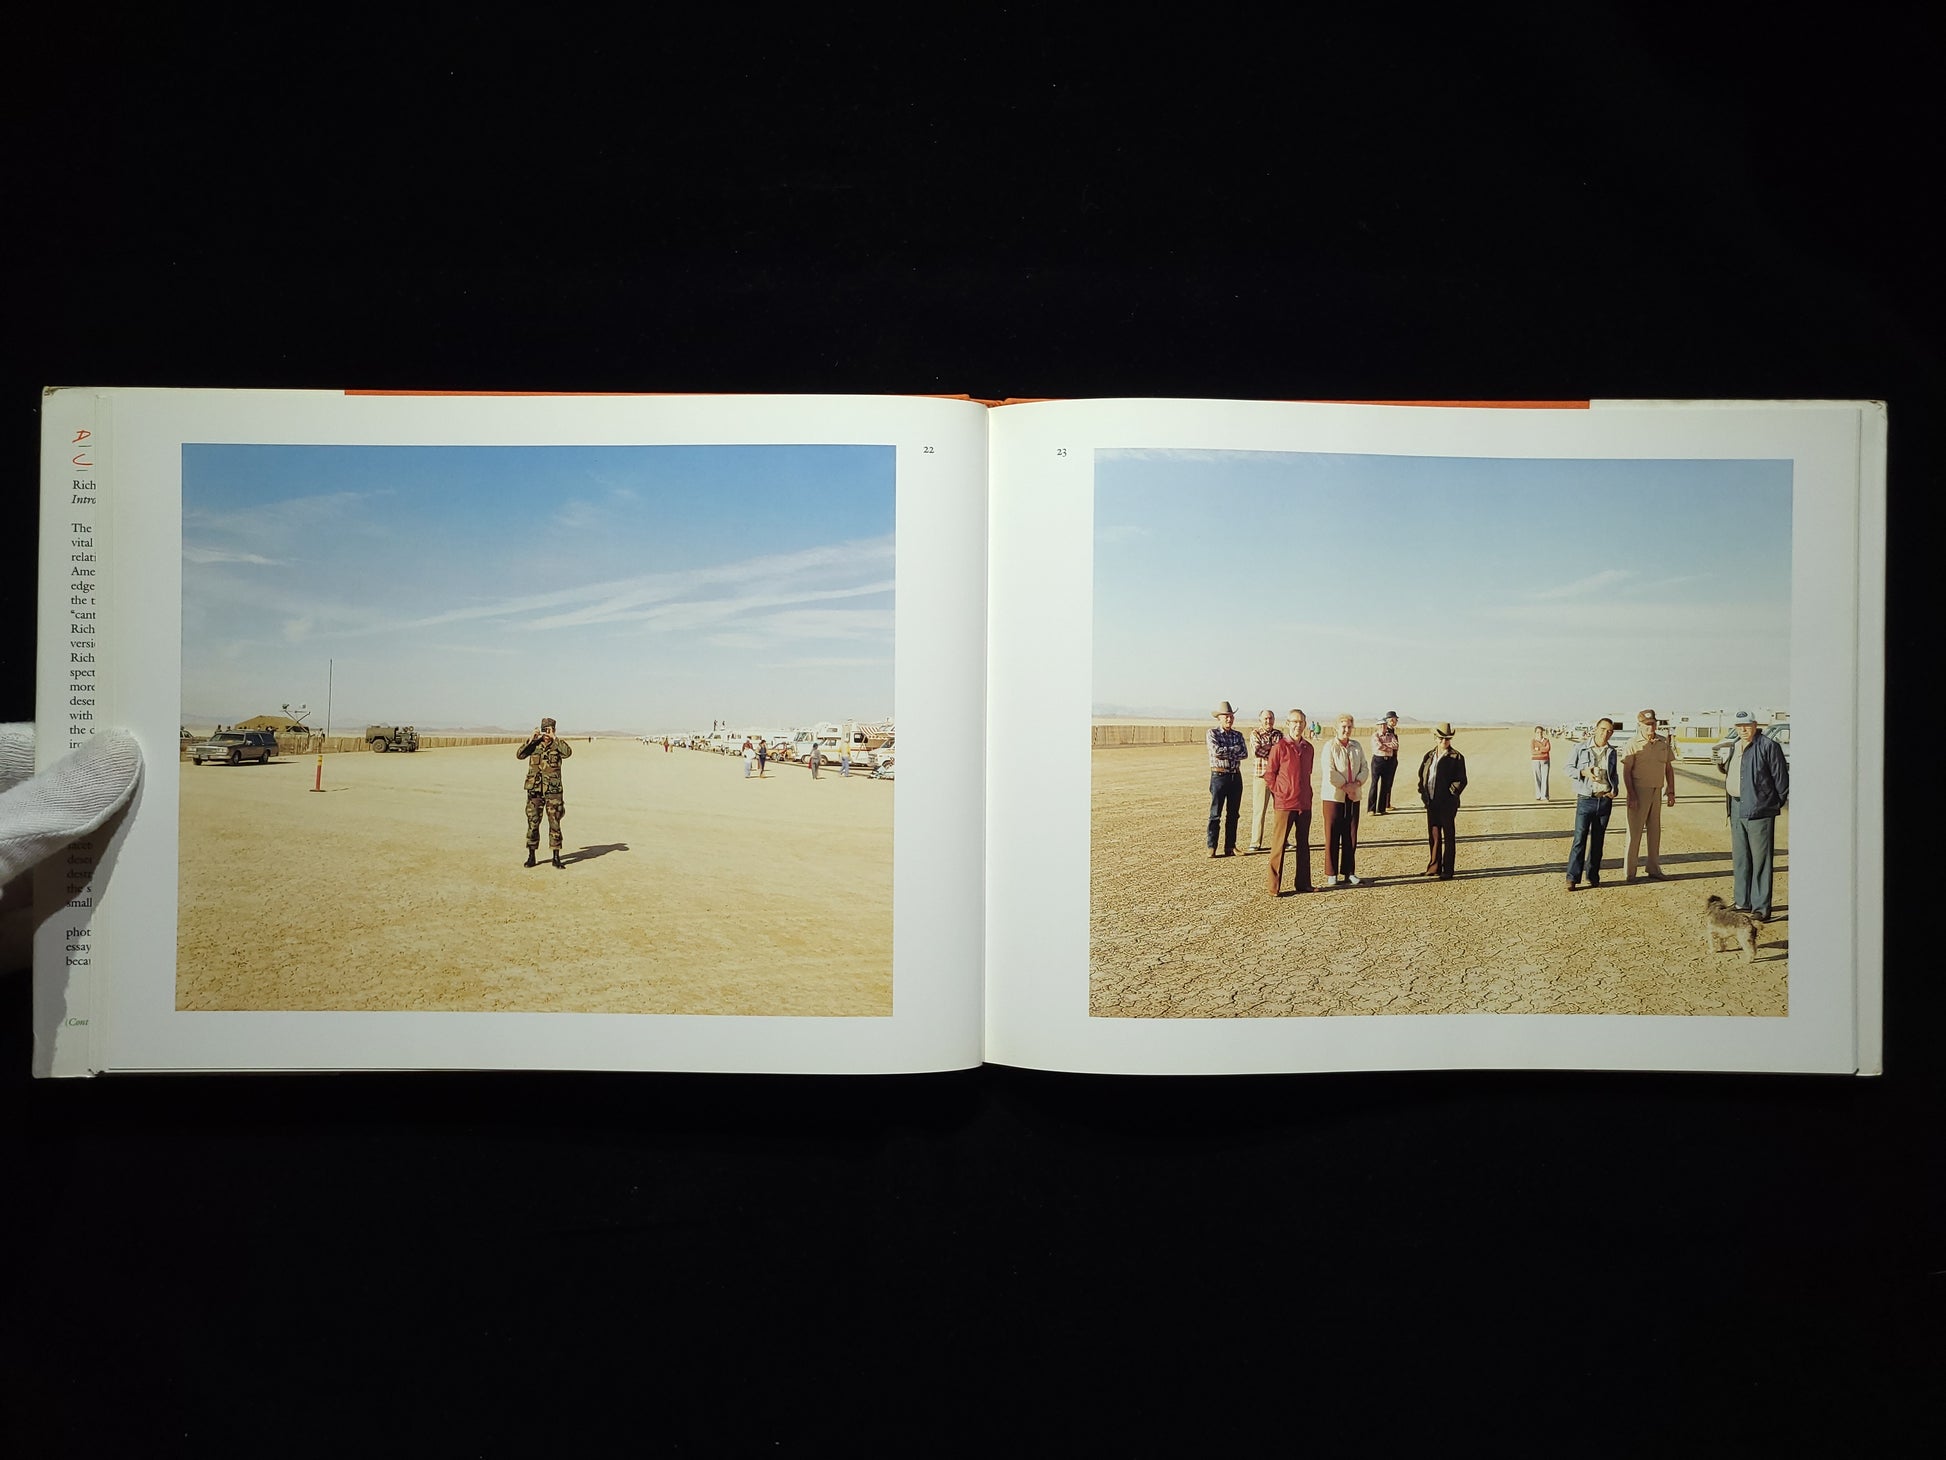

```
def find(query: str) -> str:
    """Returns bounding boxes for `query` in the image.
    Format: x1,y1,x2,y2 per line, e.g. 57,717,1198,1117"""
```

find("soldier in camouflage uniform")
518,717,573,867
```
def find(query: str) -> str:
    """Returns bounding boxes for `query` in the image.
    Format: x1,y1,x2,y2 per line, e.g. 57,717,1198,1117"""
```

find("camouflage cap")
541,717,557,729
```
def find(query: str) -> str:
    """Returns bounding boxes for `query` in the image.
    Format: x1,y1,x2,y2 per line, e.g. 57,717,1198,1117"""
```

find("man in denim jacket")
1565,719,1620,891
1723,710,1789,920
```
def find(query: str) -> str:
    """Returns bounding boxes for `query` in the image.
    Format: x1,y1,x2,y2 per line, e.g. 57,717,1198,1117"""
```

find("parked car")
191,730,278,765
1711,722,1790,772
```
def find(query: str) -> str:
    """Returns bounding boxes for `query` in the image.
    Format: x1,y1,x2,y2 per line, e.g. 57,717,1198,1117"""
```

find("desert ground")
1090,726,1787,1017
177,741,892,1015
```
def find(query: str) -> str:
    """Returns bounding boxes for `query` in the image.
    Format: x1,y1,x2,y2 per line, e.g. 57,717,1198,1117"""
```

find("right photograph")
1089,448,1792,1018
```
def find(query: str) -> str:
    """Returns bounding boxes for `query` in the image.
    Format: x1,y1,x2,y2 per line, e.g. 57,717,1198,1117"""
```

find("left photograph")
175,443,896,1016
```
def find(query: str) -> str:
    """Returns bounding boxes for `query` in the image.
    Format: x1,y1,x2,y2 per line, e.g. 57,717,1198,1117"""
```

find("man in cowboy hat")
1367,711,1401,815
1622,707,1679,881
1206,700,1247,857
1415,723,1468,879
517,716,573,868
1723,709,1789,919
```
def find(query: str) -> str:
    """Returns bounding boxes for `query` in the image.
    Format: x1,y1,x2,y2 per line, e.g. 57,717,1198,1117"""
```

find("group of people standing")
741,737,771,778
1561,711,1679,891
740,736,851,780
1206,703,1788,917
1207,704,1468,897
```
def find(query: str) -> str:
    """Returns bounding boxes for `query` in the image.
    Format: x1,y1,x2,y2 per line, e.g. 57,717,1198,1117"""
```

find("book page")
986,398,1883,1075
34,390,989,1074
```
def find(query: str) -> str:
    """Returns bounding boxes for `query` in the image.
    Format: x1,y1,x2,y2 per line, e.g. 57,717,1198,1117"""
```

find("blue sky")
182,444,895,731
1094,450,1792,724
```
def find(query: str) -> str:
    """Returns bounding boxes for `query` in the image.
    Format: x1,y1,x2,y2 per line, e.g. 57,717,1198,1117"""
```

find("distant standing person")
1622,708,1678,881
1245,709,1286,853
1566,717,1620,890
1322,714,1367,886
840,749,851,778
1416,723,1468,879
1723,710,1789,919
1264,708,1316,896
1531,725,1552,800
1367,711,1401,814
518,717,573,868
1206,700,1246,858
743,741,755,778
807,742,822,779
757,739,769,777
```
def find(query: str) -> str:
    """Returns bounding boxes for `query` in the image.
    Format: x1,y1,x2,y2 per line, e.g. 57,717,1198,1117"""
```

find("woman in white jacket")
1322,713,1368,886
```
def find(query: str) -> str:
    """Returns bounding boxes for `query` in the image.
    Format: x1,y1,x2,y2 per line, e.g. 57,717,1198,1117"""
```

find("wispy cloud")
759,656,892,670
187,489,391,546
1527,569,1633,601
404,538,895,637
552,500,607,533
184,546,284,566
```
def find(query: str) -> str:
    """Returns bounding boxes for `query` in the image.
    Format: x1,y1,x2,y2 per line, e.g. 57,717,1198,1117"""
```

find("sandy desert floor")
1090,727,1787,1017
177,742,892,1015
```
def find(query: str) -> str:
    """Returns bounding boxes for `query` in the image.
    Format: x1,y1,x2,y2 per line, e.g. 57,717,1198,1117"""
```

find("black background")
6,15,1940,1453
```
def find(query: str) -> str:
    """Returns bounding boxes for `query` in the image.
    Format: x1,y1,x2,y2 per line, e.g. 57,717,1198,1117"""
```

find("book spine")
33,389,113,1077
1854,403,1886,1075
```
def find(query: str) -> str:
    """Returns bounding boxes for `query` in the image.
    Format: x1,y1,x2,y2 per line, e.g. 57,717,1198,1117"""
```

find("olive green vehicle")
365,724,420,753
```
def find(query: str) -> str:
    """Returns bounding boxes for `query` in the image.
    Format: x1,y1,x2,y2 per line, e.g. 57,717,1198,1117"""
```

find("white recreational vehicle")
787,718,894,769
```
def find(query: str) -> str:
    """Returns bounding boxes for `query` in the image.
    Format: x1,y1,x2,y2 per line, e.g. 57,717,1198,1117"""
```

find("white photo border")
45,391,990,1074
986,398,1882,1075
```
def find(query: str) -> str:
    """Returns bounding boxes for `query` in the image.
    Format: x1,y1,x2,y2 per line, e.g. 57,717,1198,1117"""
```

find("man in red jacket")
1264,710,1317,897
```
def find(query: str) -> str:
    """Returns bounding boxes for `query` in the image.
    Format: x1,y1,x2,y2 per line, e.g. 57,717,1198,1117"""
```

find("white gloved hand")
2,725,144,973
1,724,144,885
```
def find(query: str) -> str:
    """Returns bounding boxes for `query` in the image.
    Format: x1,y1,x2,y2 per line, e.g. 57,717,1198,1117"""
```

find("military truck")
365,724,420,753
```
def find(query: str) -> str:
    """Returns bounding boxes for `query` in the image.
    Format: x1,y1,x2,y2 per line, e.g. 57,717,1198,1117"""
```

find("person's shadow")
558,842,629,867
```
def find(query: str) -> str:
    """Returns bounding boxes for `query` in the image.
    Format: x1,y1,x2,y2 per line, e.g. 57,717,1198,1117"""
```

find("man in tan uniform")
1622,707,1677,881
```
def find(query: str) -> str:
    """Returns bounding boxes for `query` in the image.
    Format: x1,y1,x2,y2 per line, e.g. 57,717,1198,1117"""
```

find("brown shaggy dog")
1705,895,1762,962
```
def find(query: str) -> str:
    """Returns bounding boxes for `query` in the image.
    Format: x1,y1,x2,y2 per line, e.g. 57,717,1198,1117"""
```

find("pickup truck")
190,730,278,765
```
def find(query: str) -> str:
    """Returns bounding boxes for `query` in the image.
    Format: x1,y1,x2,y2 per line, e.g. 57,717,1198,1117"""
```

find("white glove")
2,725,144,972
1,724,143,885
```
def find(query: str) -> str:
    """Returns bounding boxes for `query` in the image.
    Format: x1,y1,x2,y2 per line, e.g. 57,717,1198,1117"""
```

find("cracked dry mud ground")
1090,728,1786,1018
178,741,892,1015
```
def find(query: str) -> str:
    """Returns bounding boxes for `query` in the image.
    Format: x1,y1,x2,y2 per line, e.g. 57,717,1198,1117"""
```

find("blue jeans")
1568,795,1613,885
1729,813,1776,914
1207,770,1242,852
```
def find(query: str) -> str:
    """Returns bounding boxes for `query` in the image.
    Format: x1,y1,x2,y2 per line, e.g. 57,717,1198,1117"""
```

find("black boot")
551,849,564,868
524,848,536,867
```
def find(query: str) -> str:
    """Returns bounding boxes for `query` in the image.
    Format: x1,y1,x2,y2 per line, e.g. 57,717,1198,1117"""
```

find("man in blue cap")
1722,710,1788,919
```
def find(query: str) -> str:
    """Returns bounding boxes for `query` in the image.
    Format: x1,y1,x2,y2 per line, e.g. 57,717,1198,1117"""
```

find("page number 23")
1056,448,1068,457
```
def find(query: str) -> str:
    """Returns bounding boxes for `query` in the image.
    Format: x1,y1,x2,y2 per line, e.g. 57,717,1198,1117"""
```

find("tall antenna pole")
313,658,333,794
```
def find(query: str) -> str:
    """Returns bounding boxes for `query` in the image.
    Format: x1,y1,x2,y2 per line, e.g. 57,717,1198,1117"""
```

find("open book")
32,391,1885,1076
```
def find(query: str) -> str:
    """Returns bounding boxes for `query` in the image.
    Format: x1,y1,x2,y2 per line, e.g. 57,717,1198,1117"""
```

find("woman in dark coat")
1416,723,1469,880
